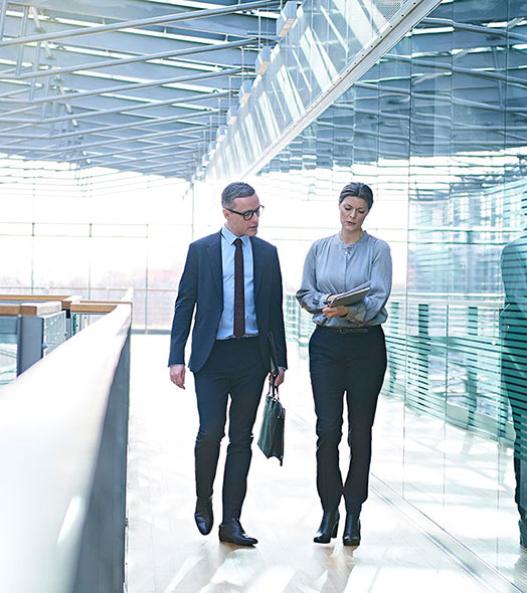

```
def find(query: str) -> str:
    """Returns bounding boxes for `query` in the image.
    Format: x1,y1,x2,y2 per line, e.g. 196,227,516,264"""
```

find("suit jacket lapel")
251,237,264,299
207,231,223,299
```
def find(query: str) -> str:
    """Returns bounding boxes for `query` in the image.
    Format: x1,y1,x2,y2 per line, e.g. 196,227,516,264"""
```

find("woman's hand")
322,305,348,318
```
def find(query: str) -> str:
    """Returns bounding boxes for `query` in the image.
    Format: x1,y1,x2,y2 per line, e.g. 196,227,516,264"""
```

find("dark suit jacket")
168,231,287,373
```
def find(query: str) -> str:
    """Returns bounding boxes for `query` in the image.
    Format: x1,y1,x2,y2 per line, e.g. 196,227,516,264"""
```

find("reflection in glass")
248,0,527,587
501,208,527,547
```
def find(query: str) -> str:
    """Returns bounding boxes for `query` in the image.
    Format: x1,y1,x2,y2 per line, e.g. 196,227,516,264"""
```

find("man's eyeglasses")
224,205,265,221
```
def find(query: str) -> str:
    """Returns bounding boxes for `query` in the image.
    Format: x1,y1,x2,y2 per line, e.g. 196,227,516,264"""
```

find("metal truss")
2,0,522,180
0,0,281,178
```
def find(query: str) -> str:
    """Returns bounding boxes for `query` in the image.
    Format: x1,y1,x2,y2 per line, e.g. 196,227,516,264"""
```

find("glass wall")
0,162,193,330
216,0,525,587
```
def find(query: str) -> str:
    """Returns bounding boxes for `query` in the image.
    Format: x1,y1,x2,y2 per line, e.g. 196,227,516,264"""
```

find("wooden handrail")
0,301,63,316
19,302,63,316
0,303,21,316
0,295,132,316
71,300,133,315
0,294,81,309
70,303,118,314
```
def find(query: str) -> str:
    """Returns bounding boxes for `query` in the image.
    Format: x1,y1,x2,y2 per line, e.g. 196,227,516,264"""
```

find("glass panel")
0,317,18,386
237,0,527,588
208,0,414,180
0,237,33,291
0,166,192,331
33,237,91,292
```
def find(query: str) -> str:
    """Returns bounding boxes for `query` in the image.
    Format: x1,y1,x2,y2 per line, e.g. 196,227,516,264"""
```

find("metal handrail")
0,302,131,593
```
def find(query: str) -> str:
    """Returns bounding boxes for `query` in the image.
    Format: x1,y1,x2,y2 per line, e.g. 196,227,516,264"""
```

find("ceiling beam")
92,152,196,167
40,89,233,125
0,66,243,111
83,148,197,168
385,53,527,86
0,108,201,131
0,108,220,140
0,1,279,48
0,88,233,122
34,123,208,159
10,0,242,18
0,121,205,153
102,159,197,175
63,138,203,164
0,38,255,81
1,13,263,55
422,17,527,44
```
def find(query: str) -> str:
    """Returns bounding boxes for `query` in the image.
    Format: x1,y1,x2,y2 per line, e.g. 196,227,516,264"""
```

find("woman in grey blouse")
297,182,392,546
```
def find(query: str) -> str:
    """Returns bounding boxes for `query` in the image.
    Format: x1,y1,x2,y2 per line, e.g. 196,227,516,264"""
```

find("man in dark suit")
168,181,287,546
501,225,527,548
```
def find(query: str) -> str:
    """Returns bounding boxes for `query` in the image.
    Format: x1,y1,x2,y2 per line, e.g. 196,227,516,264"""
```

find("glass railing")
0,311,17,385
0,297,68,384
0,291,133,386
285,292,514,444
0,295,132,593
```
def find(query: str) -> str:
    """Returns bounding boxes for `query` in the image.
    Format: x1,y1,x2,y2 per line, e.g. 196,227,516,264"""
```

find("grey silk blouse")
296,232,392,327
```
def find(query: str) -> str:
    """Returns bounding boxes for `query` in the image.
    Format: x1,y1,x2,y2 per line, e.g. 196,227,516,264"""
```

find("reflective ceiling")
0,0,280,179
2,1,523,182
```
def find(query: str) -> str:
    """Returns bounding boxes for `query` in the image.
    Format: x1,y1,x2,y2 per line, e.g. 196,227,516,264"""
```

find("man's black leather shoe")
218,519,258,546
342,513,361,546
314,510,340,544
194,497,213,535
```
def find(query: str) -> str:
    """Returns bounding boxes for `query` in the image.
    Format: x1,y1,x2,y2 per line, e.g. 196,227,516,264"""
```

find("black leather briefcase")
257,379,285,466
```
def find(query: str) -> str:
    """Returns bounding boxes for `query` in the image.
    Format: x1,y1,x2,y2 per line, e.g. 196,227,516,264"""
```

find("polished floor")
127,336,527,593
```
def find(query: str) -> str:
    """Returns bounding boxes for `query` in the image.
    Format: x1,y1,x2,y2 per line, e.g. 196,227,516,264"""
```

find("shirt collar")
221,225,250,246
335,230,368,248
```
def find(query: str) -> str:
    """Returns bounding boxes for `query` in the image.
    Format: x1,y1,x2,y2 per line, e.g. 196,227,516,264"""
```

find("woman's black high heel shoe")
342,512,361,546
314,511,340,544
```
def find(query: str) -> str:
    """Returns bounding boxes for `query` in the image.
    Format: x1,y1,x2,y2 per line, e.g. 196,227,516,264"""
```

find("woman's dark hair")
338,182,373,209
221,181,256,206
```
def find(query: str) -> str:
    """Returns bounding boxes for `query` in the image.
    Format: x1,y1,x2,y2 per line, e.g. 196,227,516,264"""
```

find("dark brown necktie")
233,238,245,338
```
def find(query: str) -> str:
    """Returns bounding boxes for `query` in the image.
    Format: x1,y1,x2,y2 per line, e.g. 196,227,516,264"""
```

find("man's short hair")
221,182,256,206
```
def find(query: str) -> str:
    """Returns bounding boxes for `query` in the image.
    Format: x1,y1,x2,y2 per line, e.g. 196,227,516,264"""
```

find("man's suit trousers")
193,337,267,522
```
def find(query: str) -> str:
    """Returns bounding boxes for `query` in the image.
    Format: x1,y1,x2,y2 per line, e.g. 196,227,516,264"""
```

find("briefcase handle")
268,331,279,377
267,376,280,400
266,331,281,400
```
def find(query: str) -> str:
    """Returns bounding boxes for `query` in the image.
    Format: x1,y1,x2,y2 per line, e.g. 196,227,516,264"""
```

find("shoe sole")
196,525,212,536
219,536,257,546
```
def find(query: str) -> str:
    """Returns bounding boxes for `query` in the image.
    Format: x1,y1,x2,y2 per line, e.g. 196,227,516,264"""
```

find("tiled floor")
127,335,527,593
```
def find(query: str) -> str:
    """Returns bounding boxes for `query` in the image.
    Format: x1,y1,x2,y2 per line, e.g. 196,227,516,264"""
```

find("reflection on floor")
127,336,526,593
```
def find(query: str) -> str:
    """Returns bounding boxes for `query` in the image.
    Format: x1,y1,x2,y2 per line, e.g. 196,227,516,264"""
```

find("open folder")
327,284,370,307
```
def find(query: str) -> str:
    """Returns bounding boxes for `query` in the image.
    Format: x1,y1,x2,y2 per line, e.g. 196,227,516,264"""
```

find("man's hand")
169,364,186,389
322,305,348,318
270,368,286,388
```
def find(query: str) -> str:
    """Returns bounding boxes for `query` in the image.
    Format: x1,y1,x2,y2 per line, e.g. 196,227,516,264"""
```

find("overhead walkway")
127,334,526,593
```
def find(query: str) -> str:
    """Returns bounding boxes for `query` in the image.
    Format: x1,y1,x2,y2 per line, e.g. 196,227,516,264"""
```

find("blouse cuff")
346,302,367,323
313,292,331,310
